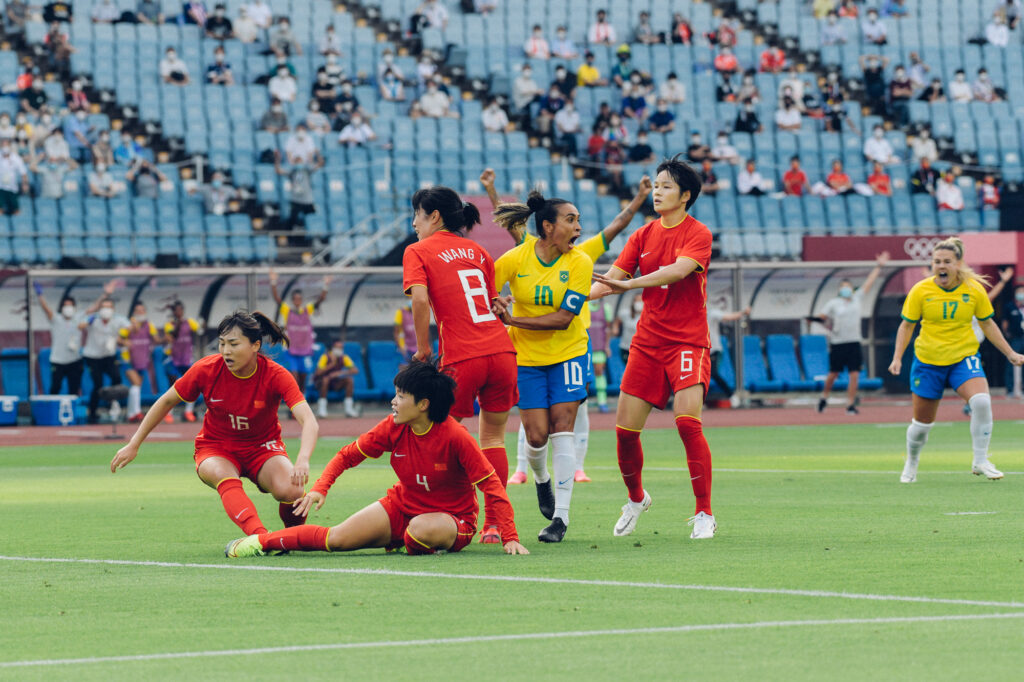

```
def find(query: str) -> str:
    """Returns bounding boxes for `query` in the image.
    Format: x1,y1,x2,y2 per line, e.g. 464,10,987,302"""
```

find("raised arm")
601,175,652,245
86,280,117,315
36,285,54,321
313,276,331,309
479,168,501,210
860,251,890,295
268,269,283,305
988,266,1014,302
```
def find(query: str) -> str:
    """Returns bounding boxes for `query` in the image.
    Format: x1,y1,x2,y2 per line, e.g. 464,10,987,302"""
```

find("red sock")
216,478,267,535
404,528,435,555
278,502,307,528
481,446,509,527
258,525,331,552
676,415,712,515
616,426,646,503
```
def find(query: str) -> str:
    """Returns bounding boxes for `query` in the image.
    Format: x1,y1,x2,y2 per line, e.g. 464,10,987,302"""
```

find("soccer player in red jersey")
111,311,318,538
591,155,717,540
225,361,529,557
402,185,518,545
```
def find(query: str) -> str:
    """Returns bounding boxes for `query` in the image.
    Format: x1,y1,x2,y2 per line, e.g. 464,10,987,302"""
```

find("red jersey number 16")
228,414,250,431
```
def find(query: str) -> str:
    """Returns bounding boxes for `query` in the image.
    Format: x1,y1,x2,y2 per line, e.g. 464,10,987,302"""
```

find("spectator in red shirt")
586,122,606,162
759,42,786,73
826,159,854,195
867,162,893,196
671,13,693,44
713,46,739,74
783,155,812,195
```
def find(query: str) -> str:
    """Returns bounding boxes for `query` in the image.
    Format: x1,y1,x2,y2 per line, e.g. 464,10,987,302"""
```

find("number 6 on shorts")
680,350,693,374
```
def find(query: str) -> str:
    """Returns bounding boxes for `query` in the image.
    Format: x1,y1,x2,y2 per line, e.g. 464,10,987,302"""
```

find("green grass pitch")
2,421,1024,680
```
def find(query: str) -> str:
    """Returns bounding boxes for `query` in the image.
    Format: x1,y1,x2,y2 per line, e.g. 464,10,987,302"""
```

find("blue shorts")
284,352,314,374
584,337,595,392
164,360,192,380
910,354,985,399
517,354,589,409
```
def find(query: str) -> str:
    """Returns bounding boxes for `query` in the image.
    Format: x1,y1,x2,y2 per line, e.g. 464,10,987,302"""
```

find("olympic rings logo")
902,237,942,261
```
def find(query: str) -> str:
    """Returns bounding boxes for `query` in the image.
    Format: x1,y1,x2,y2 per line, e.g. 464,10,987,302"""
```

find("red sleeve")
270,360,306,408
173,357,209,403
455,430,519,543
677,223,712,272
402,243,427,295
613,228,642,277
311,417,394,497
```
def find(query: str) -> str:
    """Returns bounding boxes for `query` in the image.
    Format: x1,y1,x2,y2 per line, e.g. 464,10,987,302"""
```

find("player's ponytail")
494,189,570,241
411,186,480,235
218,310,291,349
933,237,991,287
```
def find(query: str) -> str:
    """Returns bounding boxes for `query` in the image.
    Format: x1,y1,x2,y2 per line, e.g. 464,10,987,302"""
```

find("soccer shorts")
378,486,476,553
194,438,289,489
828,341,863,373
445,352,518,419
516,353,589,409
284,351,314,374
620,342,711,409
910,354,986,399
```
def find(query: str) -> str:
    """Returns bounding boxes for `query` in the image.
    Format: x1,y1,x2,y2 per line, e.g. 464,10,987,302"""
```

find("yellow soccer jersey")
317,353,354,371
494,240,594,366
901,277,994,365
280,302,315,323
516,232,607,329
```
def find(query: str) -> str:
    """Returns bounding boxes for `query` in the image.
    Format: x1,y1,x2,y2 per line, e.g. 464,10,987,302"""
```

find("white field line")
583,465,1024,475
3,612,1024,668
944,511,998,516
3,555,1024,610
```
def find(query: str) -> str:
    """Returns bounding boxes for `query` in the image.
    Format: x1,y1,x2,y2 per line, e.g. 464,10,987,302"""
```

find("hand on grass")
292,491,324,518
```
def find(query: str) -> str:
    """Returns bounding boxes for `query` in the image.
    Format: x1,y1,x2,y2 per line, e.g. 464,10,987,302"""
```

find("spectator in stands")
687,131,711,163
0,114,15,142
979,175,1000,209
671,13,693,44
182,0,208,27
44,21,74,78
304,99,331,137
481,97,510,133
603,112,628,145
260,97,289,133
318,24,343,57
882,0,908,18
868,162,893,196
42,127,70,164
716,72,738,104
206,45,234,85
13,112,32,155
114,132,147,167
775,96,802,132
861,8,887,44
610,44,634,88
621,83,648,121
30,152,71,199
284,123,318,165
233,5,259,43
268,64,297,103
589,9,617,45
714,46,739,75
410,0,448,34
552,65,577,98
577,51,607,87
594,101,613,128
91,130,114,168
586,122,606,163
475,0,498,16
734,99,763,133
737,71,760,103
821,11,847,45
910,157,938,194
206,4,233,40
19,79,46,117
0,139,28,214
160,47,190,85
918,77,945,102
736,159,766,196
864,125,898,164
889,65,913,127
699,159,720,195
628,130,655,164
936,171,963,210
269,16,302,56
658,71,686,103
837,0,858,16
910,127,938,163
801,77,825,116
907,52,930,91
191,170,236,214
603,138,625,189
783,156,812,195
5,1,28,40
533,85,565,137
972,68,1004,102
999,0,1021,29
416,52,438,87
512,64,542,126
759,40,786,73
378,69,405,103
647,98,675,133
553,99,580,156
550,25,578,59
66,79,89,112
88,162,124,199
821,159,858,196
133,0,163,24
376,50,402,83
712,132,740,164
337,113,376,146
246,0,272,31
708,16,738,47
633,11,662,44
415,79,457,118
948,69,972,102
778,69,805,108
523,24,550,59
859,53,888,114
311,71,337,113
275,149,322,231
91,0,119,23
63,110,93,163
812,0,834,19
126,160,168,199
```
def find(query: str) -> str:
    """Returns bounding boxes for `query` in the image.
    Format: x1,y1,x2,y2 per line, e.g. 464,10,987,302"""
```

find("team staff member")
112,311,318,537
314,339,360,418
163,300,203,423
591,156,717,540
269,270,330,393
82,297,129,424
225,361,528,557
402,186,518,545
493,191,593,543
888,238,1024,483
120,302,162,422
35,281,115,395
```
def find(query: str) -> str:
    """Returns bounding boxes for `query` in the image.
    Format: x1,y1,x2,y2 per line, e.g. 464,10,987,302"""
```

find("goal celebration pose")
402,185,518,544
888,237,1024,482
591,156,717,540
493,191,593,543
112,311,318,537
225,361,528,557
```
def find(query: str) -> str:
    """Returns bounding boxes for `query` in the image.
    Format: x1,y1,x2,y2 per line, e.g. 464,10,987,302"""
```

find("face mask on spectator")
331,347,344,357
839,286,853,299
99,307,114,320
96,163,107,173
212,178,223,189
215,52,225,63
342,84,353,94
874,128,884,139
62,305,75,318
272,104,282,113
383,53,393,64
1015,292,1024,303
76,111,88,121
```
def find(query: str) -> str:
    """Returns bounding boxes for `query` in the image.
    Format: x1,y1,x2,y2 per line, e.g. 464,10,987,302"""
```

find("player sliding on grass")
225,361,528,557
888,237,1024,483
591,156,717,540
111,311,318,537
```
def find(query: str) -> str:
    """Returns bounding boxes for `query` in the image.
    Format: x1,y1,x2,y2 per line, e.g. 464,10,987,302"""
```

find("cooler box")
30,395,78,426
0,396,17,425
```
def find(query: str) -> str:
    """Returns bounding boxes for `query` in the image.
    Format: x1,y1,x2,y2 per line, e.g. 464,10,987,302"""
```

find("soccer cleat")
962,402,971,416
184,410,196,423
972,460,1004,480
128,412,144,423
574,469,591,482
163,412,174,423
538,517,567,543
687,511,717,539
817,398,827,413
508,471,527,485
900,454,920,483
344,405,359,418
225,535,265,558
316,407,328,419
613,490,652,537
479,526,501,544
535,479,555,520
846,405,859,415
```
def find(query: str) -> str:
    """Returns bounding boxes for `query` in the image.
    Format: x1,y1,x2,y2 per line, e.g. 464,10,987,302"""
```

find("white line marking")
3,555,1024,609
944,511,998,516
4,612,1023,668
584,466,1024,476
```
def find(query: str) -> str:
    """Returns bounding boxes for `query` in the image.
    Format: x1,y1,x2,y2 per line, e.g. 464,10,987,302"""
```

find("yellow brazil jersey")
517,232,607,329
280,302,315,323
901,277,994,366
494,240,594,366
317,353,354,371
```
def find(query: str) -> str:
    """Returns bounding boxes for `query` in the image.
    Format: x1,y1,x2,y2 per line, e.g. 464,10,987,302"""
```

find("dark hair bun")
526,191,547,213
462,202,481,229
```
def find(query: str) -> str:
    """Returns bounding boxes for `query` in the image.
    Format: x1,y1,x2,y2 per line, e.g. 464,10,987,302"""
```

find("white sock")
968,393,993,465
344,396,354,409
573,403,589,471
185,401,195,414
1014,365,1022,396
526,439,549,484
906,419,933,461
317,397,327,414
516,423,529,475
550,431,575,525
128,384,141,415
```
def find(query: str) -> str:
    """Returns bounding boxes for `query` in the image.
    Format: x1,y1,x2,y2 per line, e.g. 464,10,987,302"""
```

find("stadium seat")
765,334,817,391
799,334,845,391
366,340,405,399
343,342,378,402
741,336,785,393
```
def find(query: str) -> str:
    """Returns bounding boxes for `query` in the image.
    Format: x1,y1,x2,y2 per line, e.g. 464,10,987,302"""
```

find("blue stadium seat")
0,348,30,399
343,342,378,401
366,340,404,399
766,334,817,391
742,336,785,392
799,334,845,391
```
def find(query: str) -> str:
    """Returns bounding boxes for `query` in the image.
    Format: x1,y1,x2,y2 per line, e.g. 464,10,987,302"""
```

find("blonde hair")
933,237,991,287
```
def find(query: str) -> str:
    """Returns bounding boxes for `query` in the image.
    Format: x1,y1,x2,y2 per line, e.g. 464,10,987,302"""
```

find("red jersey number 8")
457,268,497,324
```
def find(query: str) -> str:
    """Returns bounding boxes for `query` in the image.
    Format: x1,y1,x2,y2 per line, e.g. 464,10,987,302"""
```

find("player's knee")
968,392,992,419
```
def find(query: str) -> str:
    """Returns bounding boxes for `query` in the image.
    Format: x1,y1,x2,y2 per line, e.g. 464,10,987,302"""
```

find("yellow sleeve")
278,303,289,324
901,282,924,323
148,322,159,338
317,354,328,370
188,318,200,332
394,309,403,325
164,321,174,334
578,233,608,263
973,281,995,320
343,355,355,368
119,327,130,338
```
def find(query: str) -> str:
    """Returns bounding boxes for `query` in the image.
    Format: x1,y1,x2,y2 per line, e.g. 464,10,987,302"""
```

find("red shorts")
620,342,710,410
378,486,476,553
194,438,288,489
444,352,518,419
